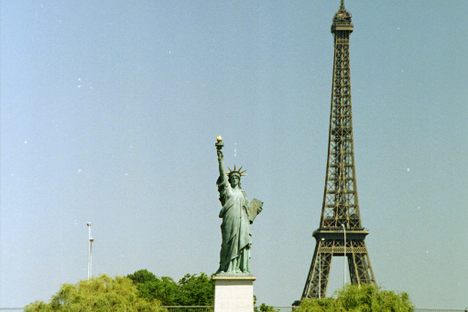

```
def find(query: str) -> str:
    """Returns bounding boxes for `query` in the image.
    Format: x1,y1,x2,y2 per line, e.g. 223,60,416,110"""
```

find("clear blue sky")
1,0,467,309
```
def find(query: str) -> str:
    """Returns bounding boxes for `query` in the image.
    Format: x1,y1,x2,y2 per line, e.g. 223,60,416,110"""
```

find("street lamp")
341,223,346,287
87,222,95,280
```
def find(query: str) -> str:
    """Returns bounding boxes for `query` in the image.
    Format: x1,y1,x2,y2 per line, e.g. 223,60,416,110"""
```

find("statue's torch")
215,135,224,150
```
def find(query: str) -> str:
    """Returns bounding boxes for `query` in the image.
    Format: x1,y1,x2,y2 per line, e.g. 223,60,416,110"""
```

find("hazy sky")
1,0,467,309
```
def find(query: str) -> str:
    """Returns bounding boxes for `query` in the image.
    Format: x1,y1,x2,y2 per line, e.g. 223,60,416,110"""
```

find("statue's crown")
227,165,247,177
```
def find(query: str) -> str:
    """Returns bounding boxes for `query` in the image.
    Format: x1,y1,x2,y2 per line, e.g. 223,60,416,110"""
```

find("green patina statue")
215,136,263,275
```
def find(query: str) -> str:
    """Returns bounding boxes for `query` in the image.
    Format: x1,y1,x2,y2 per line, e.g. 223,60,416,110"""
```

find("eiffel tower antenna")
302,1,376,299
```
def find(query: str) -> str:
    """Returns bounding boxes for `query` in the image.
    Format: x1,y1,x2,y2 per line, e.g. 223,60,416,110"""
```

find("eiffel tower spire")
302,1,376,299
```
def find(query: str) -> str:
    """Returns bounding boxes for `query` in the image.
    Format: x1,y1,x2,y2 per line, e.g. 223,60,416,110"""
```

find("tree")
24,302,52,312
294,298,336,312
176,273,214,306
127,269,158,284
295,284,414,312
255,303,280,312
128,269,179,305
24,275,166,312
128,270,214,306
254,295,279,312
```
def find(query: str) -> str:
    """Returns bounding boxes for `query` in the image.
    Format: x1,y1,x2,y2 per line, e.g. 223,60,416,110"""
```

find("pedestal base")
213,275,256,312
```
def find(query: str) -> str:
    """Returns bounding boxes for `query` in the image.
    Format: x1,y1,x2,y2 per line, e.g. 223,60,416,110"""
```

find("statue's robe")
217,177,251,273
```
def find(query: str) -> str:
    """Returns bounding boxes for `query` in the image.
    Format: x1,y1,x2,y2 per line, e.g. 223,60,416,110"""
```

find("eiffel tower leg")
302,240,332,298
347,241,376,285
318,252,332,298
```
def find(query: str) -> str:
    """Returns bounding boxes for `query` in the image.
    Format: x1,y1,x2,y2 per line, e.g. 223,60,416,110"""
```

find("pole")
87,222,94,280
90,237,94,279
341,223,346,287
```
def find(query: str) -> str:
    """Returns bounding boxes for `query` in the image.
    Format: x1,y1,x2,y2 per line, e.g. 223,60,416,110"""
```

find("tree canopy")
295,284,414,312
127,269,214,306
24,275,165,312
24,270,413,311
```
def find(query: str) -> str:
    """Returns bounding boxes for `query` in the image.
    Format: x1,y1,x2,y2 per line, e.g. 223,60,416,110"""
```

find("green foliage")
24,302,52,312
24,275,166,312
128,270,214,306
128,270,179,305
177,273,214,306
127,269,158,284
294,297,336,312
254,295,279,312
295,284,414,312
255,303,280,312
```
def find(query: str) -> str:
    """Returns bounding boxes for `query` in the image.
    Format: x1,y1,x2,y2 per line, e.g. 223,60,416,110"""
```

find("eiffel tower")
302,0,376,299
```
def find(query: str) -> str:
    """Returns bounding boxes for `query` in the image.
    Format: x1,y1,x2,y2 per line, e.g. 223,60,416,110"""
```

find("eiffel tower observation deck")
302,0,376,299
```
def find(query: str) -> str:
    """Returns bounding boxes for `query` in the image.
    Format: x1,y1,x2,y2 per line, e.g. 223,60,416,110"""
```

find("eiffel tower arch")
302,0,376,299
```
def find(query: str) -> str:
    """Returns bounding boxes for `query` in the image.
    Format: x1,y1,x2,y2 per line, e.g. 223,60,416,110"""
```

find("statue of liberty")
215,136,263,275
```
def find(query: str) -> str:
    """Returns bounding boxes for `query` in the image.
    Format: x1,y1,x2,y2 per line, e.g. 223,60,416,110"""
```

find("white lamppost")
318,237,325,298
341,223,347,287
87,222,95,280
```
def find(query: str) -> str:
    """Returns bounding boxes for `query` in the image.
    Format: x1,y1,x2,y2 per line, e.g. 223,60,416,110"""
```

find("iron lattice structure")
302,1,376,299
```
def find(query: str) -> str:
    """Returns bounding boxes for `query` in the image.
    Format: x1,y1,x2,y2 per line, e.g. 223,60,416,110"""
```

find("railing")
163,306,213,312
161,308,468,312
415,309,468,312
160,307,468,312
2,306,466,312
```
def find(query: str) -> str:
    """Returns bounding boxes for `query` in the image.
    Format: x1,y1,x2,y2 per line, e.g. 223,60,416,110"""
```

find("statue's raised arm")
215,136,226,180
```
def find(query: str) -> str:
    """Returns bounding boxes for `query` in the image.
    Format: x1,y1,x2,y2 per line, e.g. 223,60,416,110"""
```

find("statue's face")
229,174,240,188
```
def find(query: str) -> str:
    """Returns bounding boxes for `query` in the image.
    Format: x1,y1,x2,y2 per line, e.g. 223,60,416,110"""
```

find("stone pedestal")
213,275,256,312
